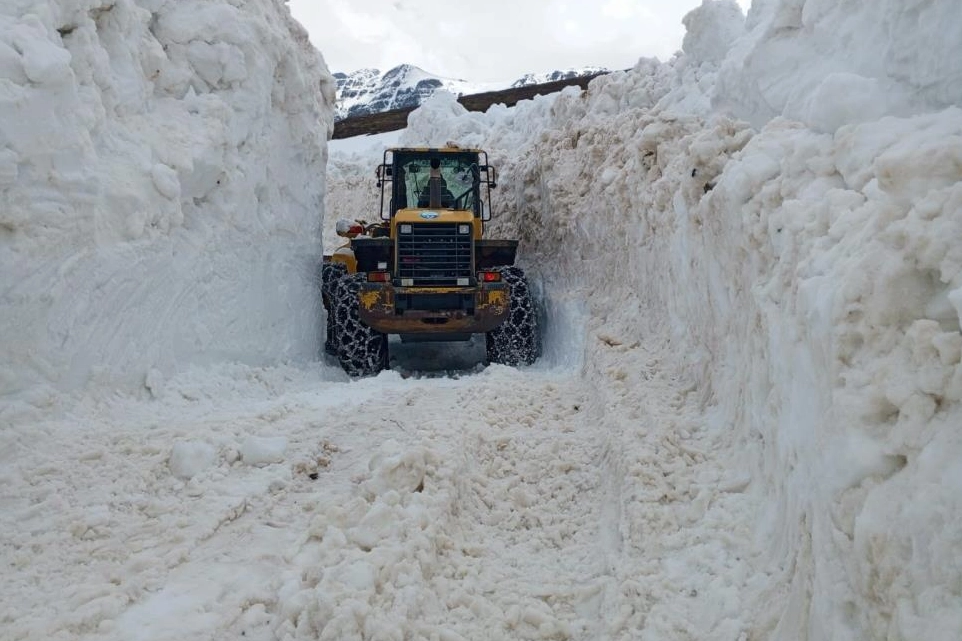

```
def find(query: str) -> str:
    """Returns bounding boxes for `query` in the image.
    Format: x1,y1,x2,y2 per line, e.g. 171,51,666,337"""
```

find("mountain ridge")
331,70,610,139
333,64,608,120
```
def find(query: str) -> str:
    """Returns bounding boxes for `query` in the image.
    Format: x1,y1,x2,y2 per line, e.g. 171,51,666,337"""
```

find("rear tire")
321,262,347,356
486,266,540,367
331,273,389,377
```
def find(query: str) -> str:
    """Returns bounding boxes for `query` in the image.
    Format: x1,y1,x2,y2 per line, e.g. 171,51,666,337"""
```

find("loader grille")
396,223,473,286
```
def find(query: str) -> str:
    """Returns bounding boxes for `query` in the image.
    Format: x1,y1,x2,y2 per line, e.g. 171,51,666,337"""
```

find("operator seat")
417,178,455,208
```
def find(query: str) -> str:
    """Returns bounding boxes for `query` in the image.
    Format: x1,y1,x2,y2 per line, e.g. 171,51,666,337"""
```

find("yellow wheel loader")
321,147,540,377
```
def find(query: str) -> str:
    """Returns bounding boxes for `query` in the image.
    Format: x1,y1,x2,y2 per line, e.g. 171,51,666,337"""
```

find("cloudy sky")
288,0,751,82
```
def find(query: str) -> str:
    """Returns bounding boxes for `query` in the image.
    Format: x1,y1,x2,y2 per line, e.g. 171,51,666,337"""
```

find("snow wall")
0,0,335,398
716,0,962,131
327,0,962,638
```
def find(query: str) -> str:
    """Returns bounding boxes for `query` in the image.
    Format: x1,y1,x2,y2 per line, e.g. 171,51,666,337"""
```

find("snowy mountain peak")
333,65,606,120
509,67,610,88
332,64,474,120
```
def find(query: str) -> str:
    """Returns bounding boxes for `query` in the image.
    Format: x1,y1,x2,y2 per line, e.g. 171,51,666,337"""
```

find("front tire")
486,266,540,367
331,273,389,377
321,262,348,356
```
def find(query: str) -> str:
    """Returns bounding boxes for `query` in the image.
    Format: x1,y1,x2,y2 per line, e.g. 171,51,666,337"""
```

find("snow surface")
4,0,962,640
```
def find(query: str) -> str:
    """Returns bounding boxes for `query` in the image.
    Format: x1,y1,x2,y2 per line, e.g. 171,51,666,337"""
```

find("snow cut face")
0,0,335,396
713,0,962,130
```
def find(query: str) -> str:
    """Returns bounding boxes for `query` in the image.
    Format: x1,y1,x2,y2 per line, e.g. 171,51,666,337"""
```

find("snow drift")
0,0,335,400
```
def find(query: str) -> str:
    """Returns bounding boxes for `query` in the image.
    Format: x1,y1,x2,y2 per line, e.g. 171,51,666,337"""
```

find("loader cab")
376,148,498,222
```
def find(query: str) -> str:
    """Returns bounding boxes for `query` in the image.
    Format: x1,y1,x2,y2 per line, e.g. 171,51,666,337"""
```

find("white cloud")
288,0,751,81
601,0,642,20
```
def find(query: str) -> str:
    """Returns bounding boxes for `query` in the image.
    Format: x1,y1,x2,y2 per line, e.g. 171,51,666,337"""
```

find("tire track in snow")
582,335,760,641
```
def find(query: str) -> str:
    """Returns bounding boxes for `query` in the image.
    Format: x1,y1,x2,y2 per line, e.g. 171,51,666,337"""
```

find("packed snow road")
2,337,760,641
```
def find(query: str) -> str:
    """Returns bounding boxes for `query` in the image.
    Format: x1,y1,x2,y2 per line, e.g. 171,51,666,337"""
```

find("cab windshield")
392,152,481,214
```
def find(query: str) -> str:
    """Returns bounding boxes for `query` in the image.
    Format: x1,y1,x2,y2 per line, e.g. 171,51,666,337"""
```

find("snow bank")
0,0,335,400
368,1,962,637
483,97,962,640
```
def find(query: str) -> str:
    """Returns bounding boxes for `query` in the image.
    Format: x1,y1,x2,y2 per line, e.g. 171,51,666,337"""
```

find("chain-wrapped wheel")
331,272,389,377
486,266,540,367
321,261,348,356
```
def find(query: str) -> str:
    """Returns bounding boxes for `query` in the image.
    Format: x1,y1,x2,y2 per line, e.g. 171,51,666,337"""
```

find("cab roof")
386,146,485,154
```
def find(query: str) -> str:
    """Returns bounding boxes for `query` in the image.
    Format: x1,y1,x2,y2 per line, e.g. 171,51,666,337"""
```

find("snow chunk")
144,367,165,398
14,17,72,85
949,287,962,330
0,148,18,184
150,163,181,200
682,0,746,65
350,503,398,550
800,73,910,133
363,440,432,496
240,436,288,467
169,441,216,480
337,559,376,591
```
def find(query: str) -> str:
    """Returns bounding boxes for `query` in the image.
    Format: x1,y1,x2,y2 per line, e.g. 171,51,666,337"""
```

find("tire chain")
486,266,540,366
331,272,388,377
321,262,348,355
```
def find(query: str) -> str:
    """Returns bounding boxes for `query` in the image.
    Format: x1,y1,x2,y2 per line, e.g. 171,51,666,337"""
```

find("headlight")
458,224,471,235
399,224,412,234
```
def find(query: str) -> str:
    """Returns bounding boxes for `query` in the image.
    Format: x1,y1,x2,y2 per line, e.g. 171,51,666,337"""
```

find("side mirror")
336,219,364,238
479,165,497,188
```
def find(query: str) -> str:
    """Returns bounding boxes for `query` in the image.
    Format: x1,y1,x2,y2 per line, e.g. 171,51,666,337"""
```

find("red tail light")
478,271,501,283
367,271,391,283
